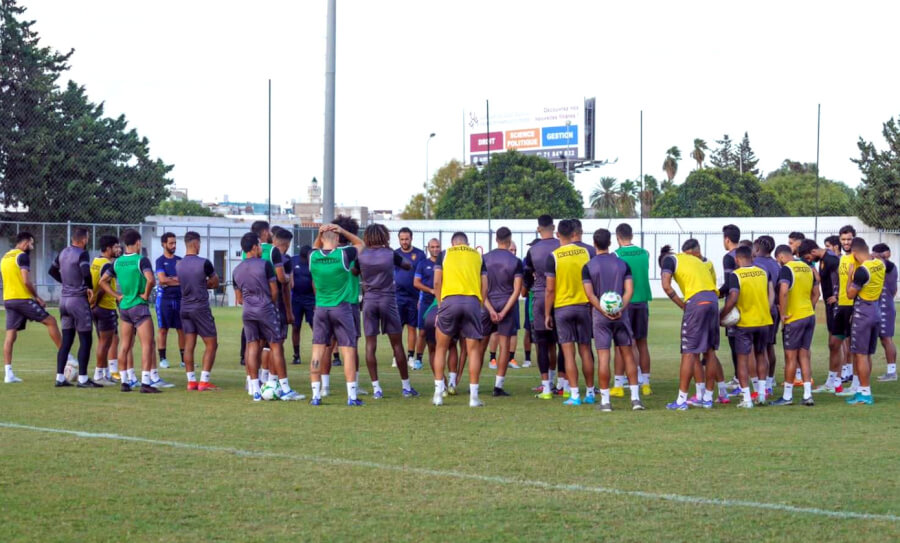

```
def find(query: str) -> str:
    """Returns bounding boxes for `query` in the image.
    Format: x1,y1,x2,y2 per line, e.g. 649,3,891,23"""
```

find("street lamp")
424,133,436,218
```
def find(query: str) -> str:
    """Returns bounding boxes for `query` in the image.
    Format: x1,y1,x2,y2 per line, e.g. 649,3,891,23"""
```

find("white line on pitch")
1,421,897,523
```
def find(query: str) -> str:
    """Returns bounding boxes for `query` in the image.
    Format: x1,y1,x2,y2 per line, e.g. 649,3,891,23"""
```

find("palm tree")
618,179,638,217
662,146,681,182
590,177,619,218
690,138,708,170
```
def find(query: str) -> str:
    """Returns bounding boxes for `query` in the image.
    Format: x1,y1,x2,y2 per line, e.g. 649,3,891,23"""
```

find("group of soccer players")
2,218,895,411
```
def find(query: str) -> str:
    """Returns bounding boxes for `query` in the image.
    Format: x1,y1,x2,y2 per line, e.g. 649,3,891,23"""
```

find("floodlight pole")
322,0,336,224
268,79,272,224
486,99,492,250
814,103,821,240
639,110,644,247
425,133,435,218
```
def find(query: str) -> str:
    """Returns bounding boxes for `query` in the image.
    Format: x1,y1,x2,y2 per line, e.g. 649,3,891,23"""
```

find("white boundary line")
1,421,898,523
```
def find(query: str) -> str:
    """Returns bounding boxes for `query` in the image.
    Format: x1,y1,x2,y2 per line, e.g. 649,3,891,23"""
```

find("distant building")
371,209,394,221
167,187,189,201
209,201,281,216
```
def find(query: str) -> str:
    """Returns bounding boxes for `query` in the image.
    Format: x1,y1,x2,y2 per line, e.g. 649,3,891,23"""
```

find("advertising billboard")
464,99,588,165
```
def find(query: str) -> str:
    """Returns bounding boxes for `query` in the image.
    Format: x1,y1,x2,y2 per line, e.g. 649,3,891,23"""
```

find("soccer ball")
260,381,278,401
600,291,623,315
63,360,78,382
721,307,740,327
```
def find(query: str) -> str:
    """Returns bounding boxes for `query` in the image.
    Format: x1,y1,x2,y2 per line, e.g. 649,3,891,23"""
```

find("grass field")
1,301,898,542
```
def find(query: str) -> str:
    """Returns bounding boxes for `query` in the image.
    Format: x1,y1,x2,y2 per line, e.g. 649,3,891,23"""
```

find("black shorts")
626,303,649,340
825,302,837,335
833,305,853,339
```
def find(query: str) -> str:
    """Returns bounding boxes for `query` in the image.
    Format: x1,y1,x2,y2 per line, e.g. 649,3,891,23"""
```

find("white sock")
888,363,897,374
803,381,812,399
312,381,322,399
186,371,196,382
751,377,759,392
141,371,151,385
614,375,625,388
347,381,358,401
677,390,688,404
434,379,444,393
150,369,159,381
250,379,261,394
127,368,136,382
558,377,569,391
636,367,643,383
851,374,860,391
859,385,871,395
449,372,458,387
93,367,103,381
742,387,752,403
549,369,557,384
200,371,211,383
494,375,505,389
696,383,706,399
827,371,838,386
372,380,382,393
642,372,651,385
766,376,774,389
795,368,802,381
843,364,852,378
717,381,727,397
783,383,793,401
585,386,595,397
56,373,65,383
260,369,270,383
322,374,330,389
78,374,88,384
108,359,118,373
569,386,580,400
401,379,411,390
630,385,640,401
277,378,289,393
541,379,551,394
104,367,112,379
601,388,611,404
470,383,479,400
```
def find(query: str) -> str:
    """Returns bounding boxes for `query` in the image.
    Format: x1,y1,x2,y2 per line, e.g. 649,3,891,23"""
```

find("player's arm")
847,266,867,300
778,282,790,322
660,256,684,310
811,269,821,310
79,251,94,302
140,258,155,301
433,251,444,304
767,281,775,313
394,253,412,272
720,275,740,322
47,253,62,283
413,276,433,296
581,265,605,315
622,276,634,313
718,253,735,298
500,275,523,319
19,253,43,306
265,261,279,304
99,266,122,304
823,255,839,304
481,273,489,309
332,224,364,250
543,254,556,328
234,288,243,305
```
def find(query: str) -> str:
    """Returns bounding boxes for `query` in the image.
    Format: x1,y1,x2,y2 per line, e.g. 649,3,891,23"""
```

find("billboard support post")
322,0,336,224
486,99,492,250
639,109,643,247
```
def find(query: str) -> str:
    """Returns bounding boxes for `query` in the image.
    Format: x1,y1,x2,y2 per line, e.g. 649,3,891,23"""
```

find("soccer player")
545,219,594,406
357,223,418,398
90,235,121,385
845,237,884,405
413,238,441,370
720,224,742,385
660,240,719,410
810,236,845,393
571,219,596,257
268,227,302,399
308,223,364,405
432,232,487,407
614,222,653,396
480,227,523,397
835,225,857,393
106,229,161,393
290,244,315,365
873,243,897,381
720,245,775,407
788,232,805,256
234,232,278,401
155,232,184,369
582,228,643,411
394,226,426,368
48,227,100,388
771,243,819,406
177,231,221,391
753,235,781,394
524,215,561,399
2,232,62,384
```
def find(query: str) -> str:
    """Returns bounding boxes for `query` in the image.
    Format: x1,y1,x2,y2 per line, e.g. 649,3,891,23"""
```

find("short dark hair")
850,237,868,252
98,235,119,252
122,229,141,246
537,214,553,228
451,231,468,244
739,239,753,247
824,235,840,248
161,232,176,245
557,219,575,238
681,238,700,252
251,221,270,237
658,245,673,267
755,235,774,255
774,244,793,258
615,223,633,239
15,232,33,244
735,245,753,260
839,225,856,237
184,231,201,245
72,227,88,242
723,224,741,244
872,243,890,254
571,218,583,233
788,232,805,241
798,239,819,258
363,224,390,247
332,214,359,244
270,225,284,237
241,232,260,254
275,228,293,242
593,229,611,250
496,226,512,243
398,227,413,236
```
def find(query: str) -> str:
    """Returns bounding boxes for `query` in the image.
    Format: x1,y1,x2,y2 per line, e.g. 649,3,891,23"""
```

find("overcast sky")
26,0,900,211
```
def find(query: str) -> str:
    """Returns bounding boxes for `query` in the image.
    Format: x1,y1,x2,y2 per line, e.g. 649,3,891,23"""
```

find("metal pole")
268,79,272,224
425,133,435,218
486,99,492,250
322,0,337,224
639,110,644,247
814,103,821,240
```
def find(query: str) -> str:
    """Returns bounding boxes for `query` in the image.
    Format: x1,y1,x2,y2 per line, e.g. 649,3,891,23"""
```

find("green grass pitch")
1,301,898,541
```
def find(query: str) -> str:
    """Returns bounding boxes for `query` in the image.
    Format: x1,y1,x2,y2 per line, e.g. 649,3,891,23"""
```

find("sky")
25,0,900,212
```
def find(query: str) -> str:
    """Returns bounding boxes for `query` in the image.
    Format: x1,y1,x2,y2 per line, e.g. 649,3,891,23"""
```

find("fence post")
206,224,211,261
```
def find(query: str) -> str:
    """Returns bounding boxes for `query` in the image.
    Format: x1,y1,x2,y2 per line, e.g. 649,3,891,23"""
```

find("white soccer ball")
600,291,623,315
260,382,278,401
721,307,740,327
64,360,78,382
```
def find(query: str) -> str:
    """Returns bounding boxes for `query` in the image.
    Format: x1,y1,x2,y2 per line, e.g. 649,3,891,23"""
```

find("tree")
710,134,738,169
617,179,638,217
662,146,681,182
589,177,619,218
652,167,786,218
0,0,172,223
426,159,464,217
763,163,855,216
434,151,583,219
690,138,708,170
852,115,900,229
400,193,426,220
737,132,759,176
155,199,221,217
637,174,660,216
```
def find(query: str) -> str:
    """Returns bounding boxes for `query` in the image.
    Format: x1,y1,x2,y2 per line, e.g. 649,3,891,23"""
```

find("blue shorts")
155,296,182,330
396,296,418,327
417,298,435,329
291,297,315,327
